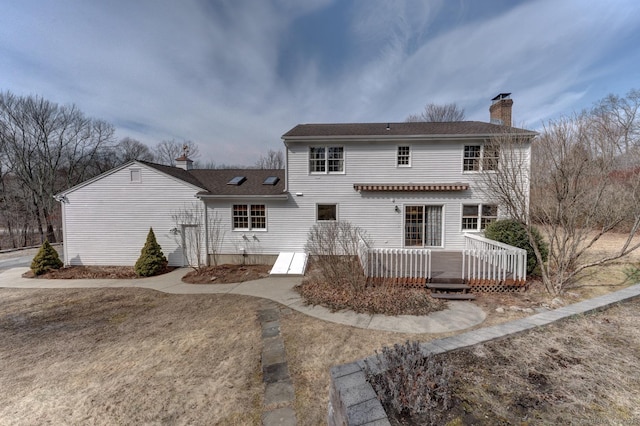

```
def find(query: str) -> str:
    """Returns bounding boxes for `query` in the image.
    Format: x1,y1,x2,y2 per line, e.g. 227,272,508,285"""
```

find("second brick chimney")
490,93,513,126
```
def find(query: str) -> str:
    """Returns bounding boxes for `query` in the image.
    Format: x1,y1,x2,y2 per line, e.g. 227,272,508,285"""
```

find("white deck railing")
358,236,431,281
463,234,527,284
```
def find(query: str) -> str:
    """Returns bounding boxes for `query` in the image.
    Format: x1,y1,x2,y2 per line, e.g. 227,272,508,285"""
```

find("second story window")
463,145,499,171
309,146,344,173
397,146,411,167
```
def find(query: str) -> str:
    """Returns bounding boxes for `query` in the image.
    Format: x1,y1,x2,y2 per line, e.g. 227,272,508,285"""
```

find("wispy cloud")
1,0,639,164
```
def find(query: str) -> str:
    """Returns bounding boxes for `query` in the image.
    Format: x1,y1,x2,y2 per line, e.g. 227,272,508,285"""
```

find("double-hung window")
232,204,266,230
309,146,344,173
397,146,411,167
462,204,497,231
463,145,499,171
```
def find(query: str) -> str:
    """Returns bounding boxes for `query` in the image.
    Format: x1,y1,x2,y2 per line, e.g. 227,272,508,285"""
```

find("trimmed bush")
364,341,452,423
31,240,63,275
484,219,548,274
134,228,168,277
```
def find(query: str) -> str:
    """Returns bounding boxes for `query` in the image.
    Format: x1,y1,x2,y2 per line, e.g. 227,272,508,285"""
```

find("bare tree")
255,149,284,169
406,103,465,122
171,202,225,269
591,89,640,161
114,137,155,164
481,104,640,295
155,139,200,166
305,221,371,292
0,91,115,243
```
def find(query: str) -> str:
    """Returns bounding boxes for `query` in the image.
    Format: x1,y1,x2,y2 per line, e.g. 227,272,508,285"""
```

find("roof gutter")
282,132,537,142
196,194,289,200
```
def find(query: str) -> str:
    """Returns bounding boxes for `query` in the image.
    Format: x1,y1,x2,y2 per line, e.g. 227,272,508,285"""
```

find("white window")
463,145,499,171
397,146,411,167
404,205,443,247
232,204,266,230
462,204,498,230
317,204,337,221
309,147,344,173
130,169,141,182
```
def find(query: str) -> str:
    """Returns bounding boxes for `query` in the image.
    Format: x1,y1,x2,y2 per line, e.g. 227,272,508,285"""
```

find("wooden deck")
365,250,526,292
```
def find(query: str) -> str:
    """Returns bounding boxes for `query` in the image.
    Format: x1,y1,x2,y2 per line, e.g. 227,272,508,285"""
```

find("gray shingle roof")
139,161,207,189
189,169,285,197
140,161,285,197
282,121,537,139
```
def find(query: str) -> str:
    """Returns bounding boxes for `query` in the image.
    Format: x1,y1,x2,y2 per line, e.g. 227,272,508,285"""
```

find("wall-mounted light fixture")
394,205,400,213
295,192,303,197
170,227,180,235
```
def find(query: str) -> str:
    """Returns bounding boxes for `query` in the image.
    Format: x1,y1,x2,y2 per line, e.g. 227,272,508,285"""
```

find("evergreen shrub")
31,240,63,275
134,228,168,277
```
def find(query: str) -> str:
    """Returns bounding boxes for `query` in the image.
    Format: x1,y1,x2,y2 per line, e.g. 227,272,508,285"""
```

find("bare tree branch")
406,103,465,122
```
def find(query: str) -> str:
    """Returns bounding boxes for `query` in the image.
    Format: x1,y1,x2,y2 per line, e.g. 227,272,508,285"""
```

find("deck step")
430,293,476,300
427,283,470,290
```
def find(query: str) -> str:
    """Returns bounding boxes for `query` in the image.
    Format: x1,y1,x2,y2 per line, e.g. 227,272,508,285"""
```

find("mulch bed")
181,264,271,284
21,266,174,279
295,280,446,316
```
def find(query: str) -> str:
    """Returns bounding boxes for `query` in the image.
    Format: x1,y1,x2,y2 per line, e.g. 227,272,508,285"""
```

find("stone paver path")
258,300,297,426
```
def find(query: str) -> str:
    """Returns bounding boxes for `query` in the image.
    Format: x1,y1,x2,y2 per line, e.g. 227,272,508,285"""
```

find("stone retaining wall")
327,284,640,425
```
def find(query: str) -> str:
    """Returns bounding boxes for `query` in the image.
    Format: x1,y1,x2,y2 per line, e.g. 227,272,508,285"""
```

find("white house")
55,94,536,284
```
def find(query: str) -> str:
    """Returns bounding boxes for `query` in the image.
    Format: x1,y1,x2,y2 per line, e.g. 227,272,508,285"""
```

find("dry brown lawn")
0,288,264,425
2,232,640,424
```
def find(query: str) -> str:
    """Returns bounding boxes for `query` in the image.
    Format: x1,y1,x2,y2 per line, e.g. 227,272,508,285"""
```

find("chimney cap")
492,93,512,102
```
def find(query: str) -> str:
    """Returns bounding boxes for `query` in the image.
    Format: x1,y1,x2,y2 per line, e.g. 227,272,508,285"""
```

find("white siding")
204,196,305,256
61,164,202,266
282,139,531,250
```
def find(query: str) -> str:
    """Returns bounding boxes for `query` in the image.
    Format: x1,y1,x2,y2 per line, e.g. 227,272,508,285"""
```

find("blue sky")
1,0,639,166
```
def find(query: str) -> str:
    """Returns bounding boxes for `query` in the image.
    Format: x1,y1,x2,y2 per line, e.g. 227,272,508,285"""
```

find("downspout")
284,141,289,192
201,196,210,266
53,194,69,266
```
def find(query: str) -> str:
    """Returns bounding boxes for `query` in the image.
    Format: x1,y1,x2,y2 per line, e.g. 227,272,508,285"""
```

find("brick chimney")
490,93,513,126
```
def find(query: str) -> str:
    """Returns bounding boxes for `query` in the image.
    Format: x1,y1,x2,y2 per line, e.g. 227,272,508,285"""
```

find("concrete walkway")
0,266,486,333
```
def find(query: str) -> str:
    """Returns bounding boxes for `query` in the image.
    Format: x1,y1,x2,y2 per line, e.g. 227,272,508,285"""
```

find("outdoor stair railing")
463,233,527,285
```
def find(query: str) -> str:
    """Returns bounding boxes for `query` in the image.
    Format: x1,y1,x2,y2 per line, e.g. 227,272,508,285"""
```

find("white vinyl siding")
61,164,203,267
283,138,531,251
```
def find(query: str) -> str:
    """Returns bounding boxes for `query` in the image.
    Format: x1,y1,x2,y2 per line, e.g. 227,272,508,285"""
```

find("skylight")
227,176,246,186
263,176,279,185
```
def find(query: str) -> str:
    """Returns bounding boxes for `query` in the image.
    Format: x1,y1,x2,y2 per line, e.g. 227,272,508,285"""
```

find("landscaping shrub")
295,279,445,316
364,341,453,424
30,240,63,275
304,221,370,292
484,219,548,274
134,228,168,277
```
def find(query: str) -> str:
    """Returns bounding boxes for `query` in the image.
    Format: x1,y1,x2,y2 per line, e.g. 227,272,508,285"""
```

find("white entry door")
181,224,200,267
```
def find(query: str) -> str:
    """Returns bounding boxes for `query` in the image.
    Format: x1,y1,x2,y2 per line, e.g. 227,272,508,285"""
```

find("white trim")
308,146,345,175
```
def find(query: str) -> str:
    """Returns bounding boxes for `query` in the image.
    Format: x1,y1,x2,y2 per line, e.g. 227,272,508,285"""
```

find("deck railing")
358,236,432,282
463,234,527,285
